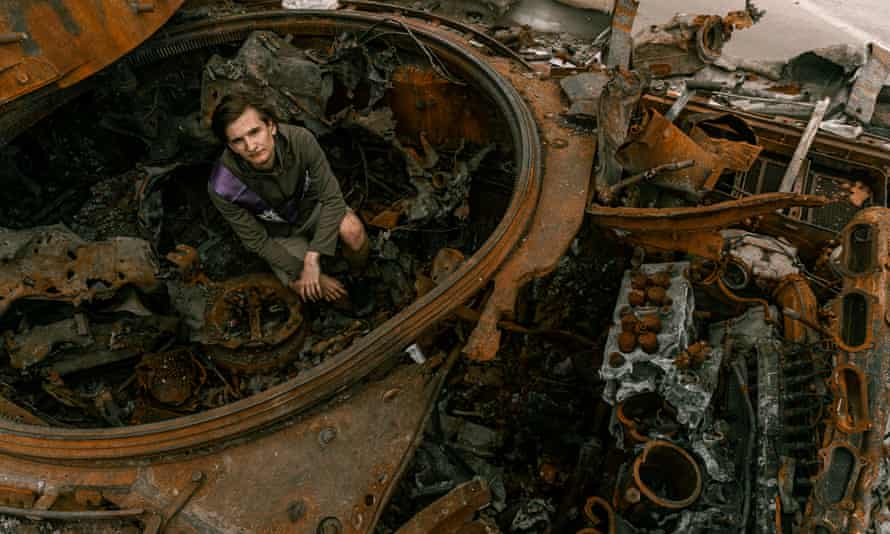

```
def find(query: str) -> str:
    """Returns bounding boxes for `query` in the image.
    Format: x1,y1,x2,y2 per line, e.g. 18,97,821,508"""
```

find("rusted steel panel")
632,12,753,77
587,193,829,233
803,207,890,533
464,62,596,362
595,69,645,200
847,43,890,124
605,0,638,68
394,479,491,534
0,227,158,318
0,0,183,105
616,109,722,195
588,194,829,264
0,362,438,533
385,66,488,146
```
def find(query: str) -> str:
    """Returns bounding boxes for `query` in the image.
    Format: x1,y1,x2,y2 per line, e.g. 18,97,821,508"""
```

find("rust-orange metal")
587,193,829,261
464,62,595,361
394,479,491,534
802,208,890,533
0,232,158,317
615,109,723,194
0,0,182,106
385,66,489,147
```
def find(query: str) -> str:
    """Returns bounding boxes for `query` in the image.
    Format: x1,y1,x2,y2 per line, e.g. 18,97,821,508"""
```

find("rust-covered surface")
0,361,441,532
0,0,182,105
0,226,158,317
4,2,890,533
801,207,890,533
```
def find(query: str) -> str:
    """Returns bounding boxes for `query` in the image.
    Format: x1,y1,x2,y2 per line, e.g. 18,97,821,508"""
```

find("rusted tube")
833,364,871,434
773,274,819,343
716,276,772,322
0,506,144,519
0,32,27,44
632,440,702,509
582,496,616,534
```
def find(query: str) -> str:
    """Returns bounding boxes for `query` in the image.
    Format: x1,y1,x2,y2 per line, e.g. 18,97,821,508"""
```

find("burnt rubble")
0,0,889,532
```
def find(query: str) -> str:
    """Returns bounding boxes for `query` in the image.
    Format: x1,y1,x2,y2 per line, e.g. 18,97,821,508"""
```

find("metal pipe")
0,506,144,520
0,33,27,44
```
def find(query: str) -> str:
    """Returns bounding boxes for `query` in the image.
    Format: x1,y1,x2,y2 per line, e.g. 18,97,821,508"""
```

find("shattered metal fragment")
633,12,754,77
605,0,639,69
847,43,890,124
0,225,158,318
559,70,610,120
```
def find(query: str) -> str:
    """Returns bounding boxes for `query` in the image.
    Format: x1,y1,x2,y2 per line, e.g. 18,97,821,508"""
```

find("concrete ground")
502,0,890,60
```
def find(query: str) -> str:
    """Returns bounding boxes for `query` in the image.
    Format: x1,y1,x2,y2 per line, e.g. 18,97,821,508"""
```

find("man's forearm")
303,251,320,272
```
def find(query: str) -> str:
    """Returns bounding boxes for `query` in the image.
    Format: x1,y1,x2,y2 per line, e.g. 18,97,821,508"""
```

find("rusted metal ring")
0,9,543,464
632,440,702,509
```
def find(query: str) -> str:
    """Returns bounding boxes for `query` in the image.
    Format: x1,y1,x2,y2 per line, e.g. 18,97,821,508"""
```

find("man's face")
225,106,277,170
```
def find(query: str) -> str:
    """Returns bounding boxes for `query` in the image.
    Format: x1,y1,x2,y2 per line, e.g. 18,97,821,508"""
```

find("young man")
208,94,368,302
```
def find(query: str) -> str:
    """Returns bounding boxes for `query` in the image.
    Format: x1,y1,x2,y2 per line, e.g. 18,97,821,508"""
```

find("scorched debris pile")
0,29,511,429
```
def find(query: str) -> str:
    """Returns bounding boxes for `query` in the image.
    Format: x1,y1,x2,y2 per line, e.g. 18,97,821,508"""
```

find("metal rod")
779,97,830,193
609,159,696,195
0,506,144,520
664,88,695,123
0,33,27,44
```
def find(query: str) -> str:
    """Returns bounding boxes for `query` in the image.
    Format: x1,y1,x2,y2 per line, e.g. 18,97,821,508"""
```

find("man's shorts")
270,205,350,286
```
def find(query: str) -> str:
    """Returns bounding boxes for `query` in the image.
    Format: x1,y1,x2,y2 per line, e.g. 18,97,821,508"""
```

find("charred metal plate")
0,225,158,317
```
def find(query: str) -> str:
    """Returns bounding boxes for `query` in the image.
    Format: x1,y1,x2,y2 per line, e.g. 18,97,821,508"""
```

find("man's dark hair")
211,94,276,143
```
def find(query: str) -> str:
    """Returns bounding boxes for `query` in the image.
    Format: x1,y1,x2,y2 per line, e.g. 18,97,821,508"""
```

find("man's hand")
293,251,322,301
290,252,347,302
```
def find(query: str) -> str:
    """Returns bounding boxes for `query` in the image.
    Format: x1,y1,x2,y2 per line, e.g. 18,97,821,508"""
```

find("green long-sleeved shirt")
208,124,347,280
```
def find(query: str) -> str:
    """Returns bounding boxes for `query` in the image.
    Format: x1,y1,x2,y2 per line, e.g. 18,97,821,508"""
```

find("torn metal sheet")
803,207,890,532
394,479,491,534
588,193,829,260
559,70,610,120
0,0,183,106
5,318,93,369
0,225,158,317
632,12,754,77
847,43,890,124
202,31,334,135
594,69,646,201
615,109,723,195
606,0,640,69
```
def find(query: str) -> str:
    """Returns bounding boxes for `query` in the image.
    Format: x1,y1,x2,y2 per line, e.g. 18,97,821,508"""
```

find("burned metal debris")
2,1,890,533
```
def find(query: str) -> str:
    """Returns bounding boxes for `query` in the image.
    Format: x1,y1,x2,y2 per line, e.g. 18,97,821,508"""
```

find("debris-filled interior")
0,28,513,429
2,0,890,532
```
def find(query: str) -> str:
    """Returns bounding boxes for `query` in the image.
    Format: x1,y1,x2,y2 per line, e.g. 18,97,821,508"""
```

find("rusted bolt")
624,487,641,504
620,314,638,333
646,286,667,306
382,388,401,402
0,32,27,44
639,314,662,334
317,517,343,534
288,500,306,522
628,289,646,307
318,427,337,447
609,352,625,367
130,0,154,12
618,331,637,353
191,471,205,483
638,332,659,354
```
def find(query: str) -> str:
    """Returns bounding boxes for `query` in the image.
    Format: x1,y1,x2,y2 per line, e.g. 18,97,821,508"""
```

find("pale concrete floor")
502,0,890,60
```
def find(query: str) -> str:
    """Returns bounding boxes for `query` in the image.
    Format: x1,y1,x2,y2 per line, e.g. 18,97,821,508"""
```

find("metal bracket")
143,471,205,534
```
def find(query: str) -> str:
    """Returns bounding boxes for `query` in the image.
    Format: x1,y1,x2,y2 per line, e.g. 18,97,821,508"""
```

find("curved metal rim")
0,10,542,463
